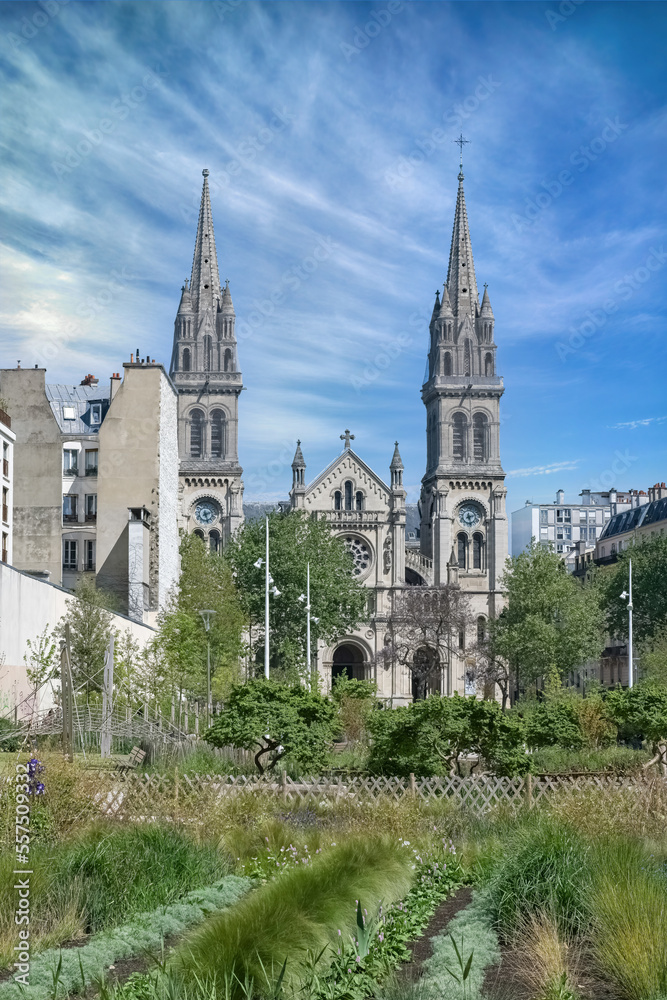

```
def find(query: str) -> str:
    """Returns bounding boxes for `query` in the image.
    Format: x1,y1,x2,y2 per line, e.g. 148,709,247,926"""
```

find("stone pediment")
304,449,390,510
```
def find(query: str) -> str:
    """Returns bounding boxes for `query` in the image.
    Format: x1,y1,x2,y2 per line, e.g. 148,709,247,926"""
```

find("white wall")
0,561,154,719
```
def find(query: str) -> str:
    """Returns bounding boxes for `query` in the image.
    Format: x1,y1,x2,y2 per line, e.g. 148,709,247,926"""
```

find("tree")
55,578,115,699
155,533,245,717
204,679,335,774
331,675,377,743
367,694,529,777
226,511,368,682
378,586,474,701
489,541,605,702
602,535,667,647
24,627,59,709
113,629,141,708
606,680,667,773
640,626,667,686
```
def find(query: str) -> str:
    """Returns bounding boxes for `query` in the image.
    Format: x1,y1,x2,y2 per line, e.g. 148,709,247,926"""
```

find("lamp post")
198,609,216,728
298,562,319,684
620,557,634,688
254,517,281,678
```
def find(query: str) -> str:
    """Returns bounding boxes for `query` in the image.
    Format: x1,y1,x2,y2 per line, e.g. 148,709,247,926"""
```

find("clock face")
194,500,218,526
458,503,481,528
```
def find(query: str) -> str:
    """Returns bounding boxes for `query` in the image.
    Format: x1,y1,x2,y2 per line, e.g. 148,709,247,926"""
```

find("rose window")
344,535,372,576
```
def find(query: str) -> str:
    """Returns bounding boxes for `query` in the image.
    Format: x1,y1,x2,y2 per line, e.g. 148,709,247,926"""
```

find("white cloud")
507,460,581,478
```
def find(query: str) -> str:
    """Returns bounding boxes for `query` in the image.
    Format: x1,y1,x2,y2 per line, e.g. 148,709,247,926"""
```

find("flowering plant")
27,756,45,795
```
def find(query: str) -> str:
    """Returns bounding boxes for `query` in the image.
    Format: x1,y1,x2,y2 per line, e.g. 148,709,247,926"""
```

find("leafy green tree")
226,511,368,681
331,675,377,743
55,578,115,699
204,679,335,774
489,541,605,701
606,680,667,772
640,626,667,686
602,535,667,646
156,534,245,715
367,694,529,777
521,701,585,752
24,626,58,707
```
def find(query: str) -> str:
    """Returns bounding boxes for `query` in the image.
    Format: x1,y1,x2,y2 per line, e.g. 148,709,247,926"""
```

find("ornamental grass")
171,836,415,998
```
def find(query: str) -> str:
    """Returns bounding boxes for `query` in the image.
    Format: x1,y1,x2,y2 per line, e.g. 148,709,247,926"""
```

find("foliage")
531,744,651,775
204,679,336,774
170,837,415,998
55,577,115,696
602,534,667,646
226,511,368,681
155,533,245,713
521,702,585,751
368,695,530,778
641,626,667,686
606,679,667,769
484,817,592,941
422,892,500,1000
331,676,378,744
23,626,58,703
378,587,474,701
488,542,605,698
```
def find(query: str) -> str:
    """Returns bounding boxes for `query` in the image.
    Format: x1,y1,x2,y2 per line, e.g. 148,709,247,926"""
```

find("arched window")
334,490,342,511
485,353,493,376
332,644,366,682
203,335,212,372
473,413,488,462
210,409,226,459
601,546,606,557
193,529,205,540
182,347,191,372
477,616,486,644
355,491,363,511
473,532,483,569
464,340,472,376
444,352,452,376
224,348,233,372
190,409,204,458
611,543,617,554
453,412,467,461
457,532,467,569
344,480,353,511
209,530,221,554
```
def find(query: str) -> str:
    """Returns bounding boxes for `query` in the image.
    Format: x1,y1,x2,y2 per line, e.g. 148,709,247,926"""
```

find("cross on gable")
340,429,355,449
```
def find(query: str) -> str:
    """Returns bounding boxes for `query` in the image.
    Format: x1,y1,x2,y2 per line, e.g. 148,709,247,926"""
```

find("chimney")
580,489,591,506
80,374,99,387
110,372,122,401
556,489,565,505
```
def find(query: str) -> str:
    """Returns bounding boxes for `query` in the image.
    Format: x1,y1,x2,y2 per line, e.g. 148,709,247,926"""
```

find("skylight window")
63,406,76,420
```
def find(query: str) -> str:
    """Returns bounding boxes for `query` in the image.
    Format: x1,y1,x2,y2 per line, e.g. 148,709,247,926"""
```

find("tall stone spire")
445,171,479,320
190,169,222,314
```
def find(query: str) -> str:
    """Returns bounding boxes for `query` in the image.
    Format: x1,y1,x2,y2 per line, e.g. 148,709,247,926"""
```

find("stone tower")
169,170,244,549
419,164,507,625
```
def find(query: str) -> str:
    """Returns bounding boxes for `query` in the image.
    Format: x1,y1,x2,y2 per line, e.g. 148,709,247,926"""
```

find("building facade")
169,170,244,550
1,407,15,567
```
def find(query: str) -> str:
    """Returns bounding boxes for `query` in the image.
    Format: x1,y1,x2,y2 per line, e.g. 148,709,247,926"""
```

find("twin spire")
445,170,480,320
190,169,223,314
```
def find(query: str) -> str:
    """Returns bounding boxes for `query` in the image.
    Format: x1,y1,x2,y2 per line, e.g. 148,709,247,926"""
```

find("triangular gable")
305,449,390,504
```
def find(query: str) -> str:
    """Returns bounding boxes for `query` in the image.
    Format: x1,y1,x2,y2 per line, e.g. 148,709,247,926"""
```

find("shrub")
484,817,591,941
522,702,585,751
531,744,651,775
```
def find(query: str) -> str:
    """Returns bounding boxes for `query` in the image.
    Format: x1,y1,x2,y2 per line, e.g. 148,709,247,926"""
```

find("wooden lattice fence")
89,771,667,821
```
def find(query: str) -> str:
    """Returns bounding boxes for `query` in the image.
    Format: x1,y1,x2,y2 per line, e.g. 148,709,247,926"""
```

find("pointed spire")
445,170,479,320
221,279,235,315
438,283,453,318
190,169,222,313
291,439,305,469
448,545,458,568
430,289,441,322
177,280,193,315
390,441,403,470
480,283,494,317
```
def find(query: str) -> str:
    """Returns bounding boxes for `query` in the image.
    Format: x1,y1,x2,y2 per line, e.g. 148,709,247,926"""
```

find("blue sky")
1,0,666,518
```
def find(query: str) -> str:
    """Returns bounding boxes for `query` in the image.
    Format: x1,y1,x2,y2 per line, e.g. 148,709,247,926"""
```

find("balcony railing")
63,468,78,478
319,510,381,524
85,513,97,522
85,467,98,477
63,513,79,523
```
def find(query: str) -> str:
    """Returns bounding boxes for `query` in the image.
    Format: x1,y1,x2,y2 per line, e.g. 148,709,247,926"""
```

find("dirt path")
398,886,473,982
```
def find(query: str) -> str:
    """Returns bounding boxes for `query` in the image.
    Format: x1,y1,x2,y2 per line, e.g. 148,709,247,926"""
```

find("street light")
620,557,634,688
298,563,318,680
198,609,217,728
254,518,280,678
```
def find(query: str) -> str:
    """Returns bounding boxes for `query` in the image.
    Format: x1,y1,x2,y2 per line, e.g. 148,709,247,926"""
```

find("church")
169,162,507,704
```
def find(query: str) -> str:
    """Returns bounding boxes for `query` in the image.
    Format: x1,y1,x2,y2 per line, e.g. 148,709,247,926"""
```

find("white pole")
264,517,270,679
101,635,114,758
628,558,633,689
306,562,311,676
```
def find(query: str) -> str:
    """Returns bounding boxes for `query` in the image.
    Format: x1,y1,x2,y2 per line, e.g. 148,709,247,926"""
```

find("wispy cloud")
610,416,667,430
507,460,581,479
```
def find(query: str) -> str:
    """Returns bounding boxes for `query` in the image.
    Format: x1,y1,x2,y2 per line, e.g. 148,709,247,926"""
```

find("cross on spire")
453,133,470,172
340,429,355,449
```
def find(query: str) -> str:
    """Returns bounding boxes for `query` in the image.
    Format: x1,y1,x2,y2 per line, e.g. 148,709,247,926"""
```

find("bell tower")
170,170,244,549
419,155,507,621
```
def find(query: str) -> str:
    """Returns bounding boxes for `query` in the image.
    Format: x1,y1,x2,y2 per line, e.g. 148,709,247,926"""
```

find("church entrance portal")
332,644,366,682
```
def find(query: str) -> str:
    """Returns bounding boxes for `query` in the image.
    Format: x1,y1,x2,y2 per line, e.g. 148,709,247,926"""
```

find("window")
63,539,77,570
62,406,75,421
90,403,101,425
85,494,97,520
473,533,483,569
63,494,78,521
457,532,467,569
484,353,493,376
601,546,606,557
210,409,225,459
182,347,191,372
334,490,342,511
63,449,78,476
190,409,204,458
556,508,572,523
2,487,7,524
452,412,467,461
464,340,471,376
224,348,233,372
209,530,221,554
85,450,98,476
540,509,548,525
355,491,363,511
477,616,486,644
611,543,617,555
458,629,466,651
444,352,452,376
2,532,7,563
85,540,95,571
344,480,353,511
473,413,488,462
203,335,212,372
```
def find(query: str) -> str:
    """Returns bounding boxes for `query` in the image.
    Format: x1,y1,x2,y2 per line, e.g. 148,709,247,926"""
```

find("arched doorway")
332,644,366,682
411,647,441,701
